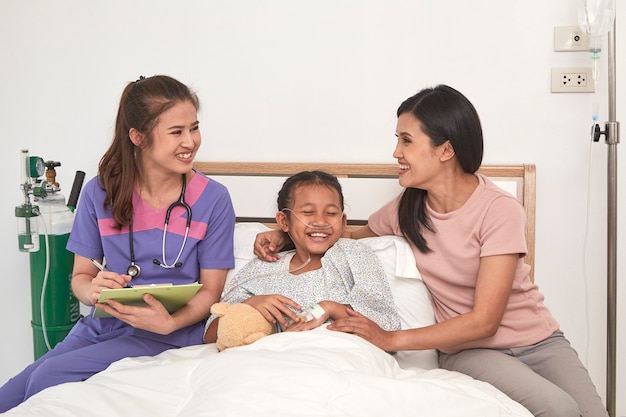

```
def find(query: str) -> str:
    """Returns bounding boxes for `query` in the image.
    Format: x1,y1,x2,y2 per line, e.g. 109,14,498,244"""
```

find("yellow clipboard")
93,283,202,318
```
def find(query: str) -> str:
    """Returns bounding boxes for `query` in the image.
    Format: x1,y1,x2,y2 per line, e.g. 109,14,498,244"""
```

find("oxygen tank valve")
45,160,61,188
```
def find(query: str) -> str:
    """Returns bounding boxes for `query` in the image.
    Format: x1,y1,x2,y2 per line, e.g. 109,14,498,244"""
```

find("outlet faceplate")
554,26,590,52
551,67,595,93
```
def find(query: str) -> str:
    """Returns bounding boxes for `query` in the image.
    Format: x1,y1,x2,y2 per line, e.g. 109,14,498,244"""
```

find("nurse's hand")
86,270,132,305
96,294,175,334
72,255,133,306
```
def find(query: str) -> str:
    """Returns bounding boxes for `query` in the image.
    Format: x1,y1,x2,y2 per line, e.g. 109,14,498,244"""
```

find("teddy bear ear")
210,302,228,316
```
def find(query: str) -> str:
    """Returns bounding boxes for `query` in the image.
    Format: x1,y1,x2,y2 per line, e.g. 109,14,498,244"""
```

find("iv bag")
578,0,615,39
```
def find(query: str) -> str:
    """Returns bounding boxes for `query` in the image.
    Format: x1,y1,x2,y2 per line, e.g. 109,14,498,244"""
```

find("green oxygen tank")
29,192,80,359
16,152,82,360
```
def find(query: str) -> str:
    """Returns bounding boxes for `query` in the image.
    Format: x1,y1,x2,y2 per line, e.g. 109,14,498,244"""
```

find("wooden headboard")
194,162,536,281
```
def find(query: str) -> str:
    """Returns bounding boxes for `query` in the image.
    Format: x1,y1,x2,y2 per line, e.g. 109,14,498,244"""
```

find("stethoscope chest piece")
127,263,141,278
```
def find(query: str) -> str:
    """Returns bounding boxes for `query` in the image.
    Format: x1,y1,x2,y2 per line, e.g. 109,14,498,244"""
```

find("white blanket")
6,328,531,417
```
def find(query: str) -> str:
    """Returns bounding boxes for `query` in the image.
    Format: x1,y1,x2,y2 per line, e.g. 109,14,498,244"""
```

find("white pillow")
226,222,273,287
229,223,438,370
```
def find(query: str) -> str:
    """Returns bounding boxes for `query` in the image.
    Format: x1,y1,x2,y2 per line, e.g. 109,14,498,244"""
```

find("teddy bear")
210,302,274,351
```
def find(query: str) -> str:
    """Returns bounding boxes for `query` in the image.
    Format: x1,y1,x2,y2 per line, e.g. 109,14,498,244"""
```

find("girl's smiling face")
277,184,346,266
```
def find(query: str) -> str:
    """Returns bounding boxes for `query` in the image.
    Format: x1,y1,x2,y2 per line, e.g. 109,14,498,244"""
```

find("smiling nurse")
0,75,235,412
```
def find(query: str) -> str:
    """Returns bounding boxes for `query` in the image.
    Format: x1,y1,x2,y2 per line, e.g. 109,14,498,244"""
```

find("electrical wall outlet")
554,26,590,51
550,67,595,93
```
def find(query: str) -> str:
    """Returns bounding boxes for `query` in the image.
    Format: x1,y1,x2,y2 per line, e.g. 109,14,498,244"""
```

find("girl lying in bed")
203,170,400,342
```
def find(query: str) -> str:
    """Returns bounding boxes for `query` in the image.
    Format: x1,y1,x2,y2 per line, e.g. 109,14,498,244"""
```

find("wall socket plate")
551,67,595,93
554,26,590,51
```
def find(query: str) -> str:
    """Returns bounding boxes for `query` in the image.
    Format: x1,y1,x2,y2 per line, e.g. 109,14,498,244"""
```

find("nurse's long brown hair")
397,85,483,253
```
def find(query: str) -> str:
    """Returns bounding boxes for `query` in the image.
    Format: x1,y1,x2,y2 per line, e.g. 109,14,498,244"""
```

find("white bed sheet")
6,328,532,417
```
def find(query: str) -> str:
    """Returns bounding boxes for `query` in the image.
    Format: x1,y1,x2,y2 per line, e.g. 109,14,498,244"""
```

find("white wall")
1,0,624,414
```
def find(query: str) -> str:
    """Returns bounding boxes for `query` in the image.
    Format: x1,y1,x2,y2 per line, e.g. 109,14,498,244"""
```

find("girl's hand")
284,310,329,332
285,301,346,332
253,230,289,262
95,294,175,334
327,308,393,351
244,294,301,328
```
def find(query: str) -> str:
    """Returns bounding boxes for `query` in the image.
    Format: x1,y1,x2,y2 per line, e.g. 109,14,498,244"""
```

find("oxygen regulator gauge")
28,156,45,178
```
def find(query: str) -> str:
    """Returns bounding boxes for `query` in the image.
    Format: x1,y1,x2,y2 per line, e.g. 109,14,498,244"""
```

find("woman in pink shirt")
254,85,607,417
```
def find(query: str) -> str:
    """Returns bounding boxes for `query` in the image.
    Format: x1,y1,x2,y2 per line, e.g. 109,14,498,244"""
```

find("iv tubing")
281,208,346,231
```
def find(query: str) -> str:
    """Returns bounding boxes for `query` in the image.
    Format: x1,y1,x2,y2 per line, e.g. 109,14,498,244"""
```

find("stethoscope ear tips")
153,259,184,268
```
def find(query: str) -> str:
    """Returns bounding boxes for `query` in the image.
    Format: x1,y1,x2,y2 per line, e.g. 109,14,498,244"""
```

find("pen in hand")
90,258,106,272
90,258,132,288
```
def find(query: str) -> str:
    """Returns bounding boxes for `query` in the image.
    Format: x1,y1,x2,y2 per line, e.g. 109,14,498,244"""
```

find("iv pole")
584,0,618,412
605,18,618,417
595,16,619,417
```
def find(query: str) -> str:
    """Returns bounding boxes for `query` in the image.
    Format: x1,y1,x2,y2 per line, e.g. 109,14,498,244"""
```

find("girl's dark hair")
277,171,344,212
397,85,483,253
98,75,199,228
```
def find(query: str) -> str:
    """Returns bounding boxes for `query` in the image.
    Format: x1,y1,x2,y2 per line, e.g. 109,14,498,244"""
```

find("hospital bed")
4,162,536,417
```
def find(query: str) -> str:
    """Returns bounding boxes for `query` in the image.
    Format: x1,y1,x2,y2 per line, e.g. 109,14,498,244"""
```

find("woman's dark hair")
277,171,344,213
397,85,483,253
98,75,199,228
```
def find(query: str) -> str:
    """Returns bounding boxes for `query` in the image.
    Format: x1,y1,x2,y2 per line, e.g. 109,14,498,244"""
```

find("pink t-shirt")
368,174,559,354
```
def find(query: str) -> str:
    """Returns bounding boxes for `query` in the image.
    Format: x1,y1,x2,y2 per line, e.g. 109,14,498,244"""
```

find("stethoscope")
126,173,192,278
